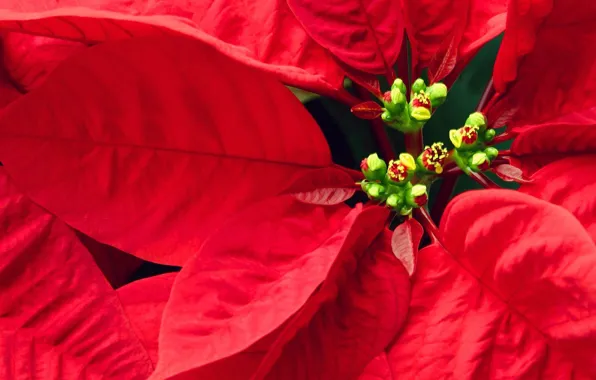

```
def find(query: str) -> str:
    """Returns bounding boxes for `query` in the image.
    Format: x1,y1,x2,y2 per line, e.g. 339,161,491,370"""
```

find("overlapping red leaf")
491,0,596,129
0,35,336,266
0,168,153,379
386,190,596,378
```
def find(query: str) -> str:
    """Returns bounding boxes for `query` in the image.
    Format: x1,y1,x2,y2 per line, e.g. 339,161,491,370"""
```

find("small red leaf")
428,35,458,84
493,164,532,183
293,188,356,205
287,167,359,205
352,101,384,119
391,219,424,276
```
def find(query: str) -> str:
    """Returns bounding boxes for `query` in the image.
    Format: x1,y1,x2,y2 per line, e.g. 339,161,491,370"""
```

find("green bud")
411,78,426,95
381,110,392,123
484,128,496,142
367,183,385,198
465,112,487,128
390,86,406,106
427,83,448,108
469,152,490,172
485,147,499,160
386,193,400,208
391,78,407,95
360,153,387,181
399,206,413,216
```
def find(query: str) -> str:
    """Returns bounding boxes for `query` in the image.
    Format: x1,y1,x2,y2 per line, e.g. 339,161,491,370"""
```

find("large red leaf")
255,228,410,379
386,190,596,378
519,155,596,243
491,0,596,128
0,35,334,266
0,168,153,379
359,354,392,380
118,273,177,364
0,1,345,95
402,0,505,76
510,107,596,174
153,196,391,379
286,0,403,75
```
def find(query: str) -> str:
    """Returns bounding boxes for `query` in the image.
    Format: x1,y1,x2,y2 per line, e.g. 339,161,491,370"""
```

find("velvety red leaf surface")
154,197,400,379
0,61,20,110
0,35,334,266
520,155,596,244
256,227,409,380
286,0,403,76
509,107,596,174
0,168,153,379
0,0,344,95
402,0,505,75
359,354,392,380
2,33,85,91
118,273,177,365
352,101,384,120
390,219,423,276
491,0,596,128
387,190,596,378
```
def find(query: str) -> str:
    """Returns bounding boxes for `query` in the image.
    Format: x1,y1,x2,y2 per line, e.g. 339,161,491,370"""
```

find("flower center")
388,161,409,182
421,142,448,174
461,125,479,145
411,91,431,110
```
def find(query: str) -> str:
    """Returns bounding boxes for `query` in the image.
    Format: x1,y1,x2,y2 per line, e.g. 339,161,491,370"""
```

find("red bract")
490,0,596,128
0,168,154,379
402,0,506,80
384,190,596,378
0,36,344,266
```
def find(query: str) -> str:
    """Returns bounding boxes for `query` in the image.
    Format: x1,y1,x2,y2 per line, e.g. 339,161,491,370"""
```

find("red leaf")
3,33,85,91
391,219,424,276
293,188,356,205
0,36,333,266
287,0,403,75
403,0,506,72
492,164,532,183
520,155,596,244
0,168,152,379
255,229,410,379
343,67,382,98
0,2,344,95
359,354,393,380
428,35,458,83
387,190,596,378
153,197,388,379
286,167,361,206
118,273,177,364
492,0,596,128
352,101,384,120
510,106,596,174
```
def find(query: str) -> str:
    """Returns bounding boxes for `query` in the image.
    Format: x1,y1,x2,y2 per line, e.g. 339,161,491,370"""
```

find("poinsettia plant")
0,0,596,379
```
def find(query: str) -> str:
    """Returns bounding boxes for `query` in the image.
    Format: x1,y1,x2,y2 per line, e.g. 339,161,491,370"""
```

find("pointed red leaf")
255,229,409,379
510,107,596,174
492,164,532,183
0,168,152,379
352,101,384,120
387,190,596,378
118,273,177,364
0,1,344,95
153,197,393,379
403,0,505,73
0,36,333,266
520,155,596,244
3,33,85,91
359,354,393,380
342,67,382,98
391,218,423,276
492,0,596,129
286,0,403,76
293,188,356,205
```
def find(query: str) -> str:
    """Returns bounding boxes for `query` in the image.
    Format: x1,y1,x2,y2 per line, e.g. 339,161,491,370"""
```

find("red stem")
334,88,361,107
469,171,499,189
404,131,423,157
489,131,516,145
431,173,458,221
354,84,395,160
414,208,441,244
500,149,511,156
476,78,495,112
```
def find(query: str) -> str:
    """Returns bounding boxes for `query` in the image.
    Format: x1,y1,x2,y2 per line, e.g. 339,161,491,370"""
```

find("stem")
469,171,499,189
499,149,511,156
431,174,458,221
354,85,395,160
476,78,495,112
397,37,410,89
413,207,441,244
489,131,516,145
404,131,423,156
334,88,361,107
